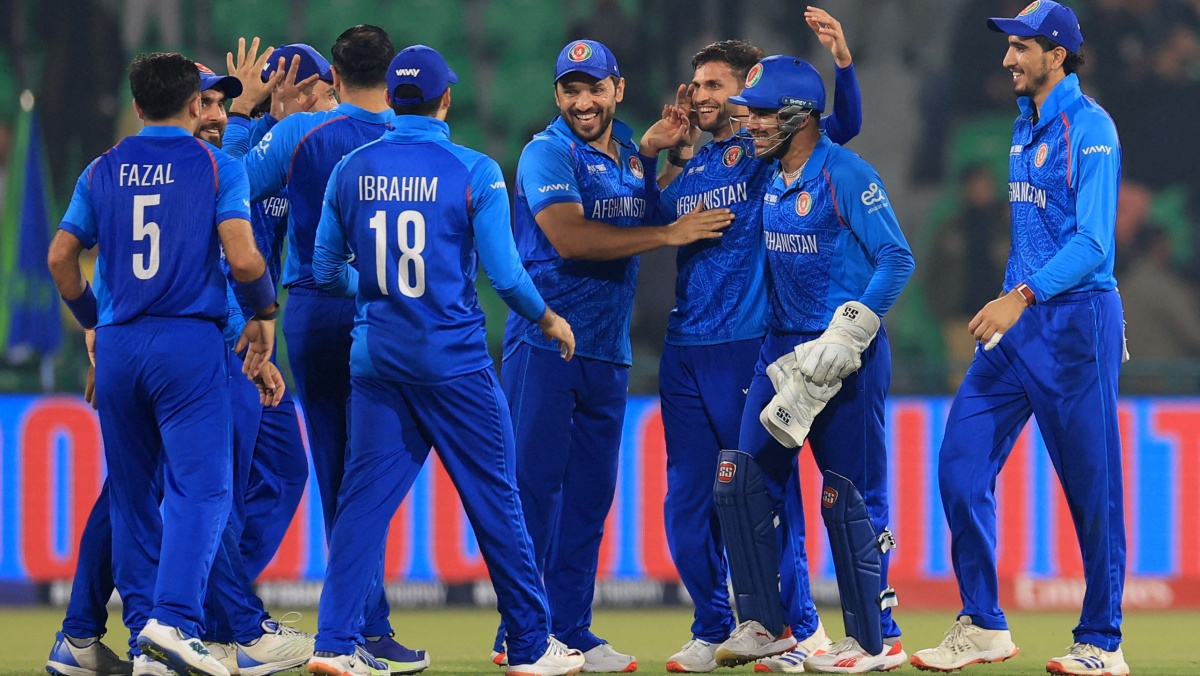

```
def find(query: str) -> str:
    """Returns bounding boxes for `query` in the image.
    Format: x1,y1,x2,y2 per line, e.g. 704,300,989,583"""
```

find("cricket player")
708,55,914,673
221,28,428,673
910,3,1128,675
308,44,585,676
655,9,863,672
47,52,279,676
497,38,734,672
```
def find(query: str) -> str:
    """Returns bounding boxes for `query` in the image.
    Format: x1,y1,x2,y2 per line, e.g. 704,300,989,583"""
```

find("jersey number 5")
368,209,426,298
133,194,161,280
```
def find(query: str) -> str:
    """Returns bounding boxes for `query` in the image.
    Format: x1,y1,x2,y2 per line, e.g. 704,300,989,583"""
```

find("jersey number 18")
368,209,426,298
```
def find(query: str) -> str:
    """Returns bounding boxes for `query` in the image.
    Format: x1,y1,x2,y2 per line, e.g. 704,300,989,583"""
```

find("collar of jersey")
137,125,193,138
334,102,395,124
1018,73,1081,130
772,134,833,190
385,116,450,142
549,116,636,153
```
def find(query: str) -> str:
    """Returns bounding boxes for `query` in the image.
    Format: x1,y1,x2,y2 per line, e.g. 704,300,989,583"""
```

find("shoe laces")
729,620,766,641
938,620,978,653
826,637,865,656
270,612,310,638
679,639,712,655
546,637,576,658
1067,642,1103,658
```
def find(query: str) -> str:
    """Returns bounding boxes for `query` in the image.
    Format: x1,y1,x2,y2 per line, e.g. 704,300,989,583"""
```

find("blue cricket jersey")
60,126,251,327
313,116,546,384
1005,74,1120,300
224,103,395,290
761,135,914,332
657,64,863,346
503,117,658,366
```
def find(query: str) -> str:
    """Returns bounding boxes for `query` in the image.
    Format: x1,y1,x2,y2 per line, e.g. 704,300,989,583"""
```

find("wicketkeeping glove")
760,342,843,448
766,351,797,393
798,301,881,386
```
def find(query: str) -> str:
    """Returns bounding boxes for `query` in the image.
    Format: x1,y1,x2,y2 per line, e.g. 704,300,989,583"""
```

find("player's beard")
698,101,733,135
750,128,793,161
1013,62,1050,99
565,102,616,143
197,123,225,147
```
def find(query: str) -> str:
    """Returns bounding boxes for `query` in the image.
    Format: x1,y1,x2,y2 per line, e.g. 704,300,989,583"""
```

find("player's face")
691,61,745,134
311,81,339,112
1003,36,1057,99
742,107,789,160
555,73,624,143
197,90,227,147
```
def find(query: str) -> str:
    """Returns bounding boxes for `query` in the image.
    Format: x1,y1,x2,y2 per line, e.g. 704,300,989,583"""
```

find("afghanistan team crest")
1019,1,1041,16
795,191,813,217
629,155,644,179
1034,143,1049,168
568,42,592,62
722,145,744,167
745,63,763,88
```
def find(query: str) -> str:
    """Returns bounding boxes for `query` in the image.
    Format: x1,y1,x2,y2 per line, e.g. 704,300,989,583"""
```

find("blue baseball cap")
262,44,333,84
988,0,1083,54
196,63,242,99
387,45,458,105
554,40,620,83
728,55,825,112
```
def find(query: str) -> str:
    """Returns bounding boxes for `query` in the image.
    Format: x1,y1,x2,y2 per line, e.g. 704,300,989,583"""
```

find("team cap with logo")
196,63,243,98
987,0,1083,54
554,40,620,83
387,44,458,105
261,44,333,84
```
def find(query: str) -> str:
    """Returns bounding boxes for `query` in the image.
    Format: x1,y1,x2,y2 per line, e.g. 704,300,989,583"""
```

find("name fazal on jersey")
119,163,174,186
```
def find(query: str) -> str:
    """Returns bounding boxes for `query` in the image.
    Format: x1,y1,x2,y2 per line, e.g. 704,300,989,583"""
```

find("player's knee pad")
820,470,897,656
714,450,787,634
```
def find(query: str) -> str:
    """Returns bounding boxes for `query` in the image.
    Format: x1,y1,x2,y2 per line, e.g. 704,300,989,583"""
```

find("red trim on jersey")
88,139,126,185
1060,111,1072,187
192,137,221,192
288,115,350,184
822,168,847,227
466,184,473,218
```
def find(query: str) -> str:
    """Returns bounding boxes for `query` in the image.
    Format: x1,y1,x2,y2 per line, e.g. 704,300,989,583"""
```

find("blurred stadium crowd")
1,0,1198,394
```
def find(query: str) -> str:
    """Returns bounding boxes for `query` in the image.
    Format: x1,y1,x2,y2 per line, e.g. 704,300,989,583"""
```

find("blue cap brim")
201,75,243,99
556,66,612,83
728,92,775,108
447,67,459,84
987,17,1042,38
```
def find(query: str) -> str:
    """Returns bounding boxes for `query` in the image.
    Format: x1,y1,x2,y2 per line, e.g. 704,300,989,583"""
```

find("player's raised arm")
805,6,862,144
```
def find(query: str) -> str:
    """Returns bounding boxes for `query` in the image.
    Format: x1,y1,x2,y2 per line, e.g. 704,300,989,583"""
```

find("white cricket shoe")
137,620,230,676
714,621,797,667
665,639,716,673
132,655,172,676
803,637,906,673
909,616,1019,671
753,620,833,672
581,643,636,672
237,618,315,676
307,648,390,676
47,633,133,676
202,645,238,676
1045,643,1130,676
505,638,585,676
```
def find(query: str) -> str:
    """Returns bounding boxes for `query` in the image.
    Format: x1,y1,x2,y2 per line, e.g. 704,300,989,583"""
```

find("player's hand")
664,201,734,246
236,317,276,378
84,365,97,410
84,328,96,367
675,83,702,146
969,291,1028,350
805,6,852,68
270,54,321,121
252,360,286,407
537,307,575,361
227,37,282,115
639,105,692,156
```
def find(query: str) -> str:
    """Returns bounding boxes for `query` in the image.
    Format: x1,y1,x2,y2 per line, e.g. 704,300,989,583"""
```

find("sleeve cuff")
216,209,253,224
59,222,96,250
530,194,583,217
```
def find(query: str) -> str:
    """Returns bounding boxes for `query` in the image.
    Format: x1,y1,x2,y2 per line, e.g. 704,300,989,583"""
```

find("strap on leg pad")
714,449,787,635
820,470,897,656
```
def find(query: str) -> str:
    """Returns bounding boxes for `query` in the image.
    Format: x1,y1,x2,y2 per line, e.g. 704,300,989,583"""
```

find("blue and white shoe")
47,632,133,676
237,618,314,676
132,655,172,676
137,620,230,676
361,635,429,675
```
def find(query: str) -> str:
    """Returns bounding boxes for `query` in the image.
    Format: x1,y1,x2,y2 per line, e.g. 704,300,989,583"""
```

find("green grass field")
4,607,1198,674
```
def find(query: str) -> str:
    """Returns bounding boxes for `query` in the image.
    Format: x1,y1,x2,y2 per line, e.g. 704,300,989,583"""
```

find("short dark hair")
1032,35,1085,75
129,53,200,121
331,24,395,89
390,84,443,117
691,40,765,83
